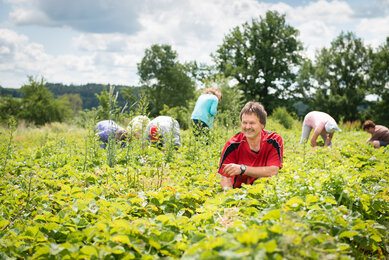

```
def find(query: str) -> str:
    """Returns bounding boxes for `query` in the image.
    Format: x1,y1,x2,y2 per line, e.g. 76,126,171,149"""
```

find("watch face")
240,164,246,172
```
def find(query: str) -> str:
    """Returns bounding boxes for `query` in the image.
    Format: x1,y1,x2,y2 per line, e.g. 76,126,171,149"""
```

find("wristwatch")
240,164,246,176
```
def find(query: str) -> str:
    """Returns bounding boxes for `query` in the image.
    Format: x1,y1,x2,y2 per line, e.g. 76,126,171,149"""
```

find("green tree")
213,11,303,112
366,37,389,124
0,95,22,122
59,94,83,114
137,44,195,116
95,86,122,121
310,32,370,121
209,76,243,129
19,76,70,125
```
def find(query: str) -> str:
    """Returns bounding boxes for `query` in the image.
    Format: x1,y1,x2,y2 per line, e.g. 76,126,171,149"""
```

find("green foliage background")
0,118,387,259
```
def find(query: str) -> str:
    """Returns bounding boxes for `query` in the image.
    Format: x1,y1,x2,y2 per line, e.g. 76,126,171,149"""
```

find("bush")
342,120,361,131
160,105,190,130
271,107,295,129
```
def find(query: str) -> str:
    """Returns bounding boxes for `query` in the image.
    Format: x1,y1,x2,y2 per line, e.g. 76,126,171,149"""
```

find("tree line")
0,10,388,126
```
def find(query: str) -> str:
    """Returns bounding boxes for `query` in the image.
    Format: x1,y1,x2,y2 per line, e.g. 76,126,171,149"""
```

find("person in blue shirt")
191,88,222,143
95,120,129,148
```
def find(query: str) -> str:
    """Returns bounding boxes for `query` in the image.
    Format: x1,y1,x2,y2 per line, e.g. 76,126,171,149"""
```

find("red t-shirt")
218,130,283,188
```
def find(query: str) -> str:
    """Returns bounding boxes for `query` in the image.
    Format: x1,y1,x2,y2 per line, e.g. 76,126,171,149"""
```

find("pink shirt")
304,111,334,130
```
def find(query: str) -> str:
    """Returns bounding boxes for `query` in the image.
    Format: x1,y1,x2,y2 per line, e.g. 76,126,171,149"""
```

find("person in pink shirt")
300,111,342,147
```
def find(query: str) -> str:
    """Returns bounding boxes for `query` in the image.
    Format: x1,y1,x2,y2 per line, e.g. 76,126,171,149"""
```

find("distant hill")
0,83,142,110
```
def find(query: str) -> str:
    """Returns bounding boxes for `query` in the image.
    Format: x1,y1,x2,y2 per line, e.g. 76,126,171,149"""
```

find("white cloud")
356,16,389,47
0,28,140,87
10,7,52,26
9,0,142,33
288,0,353,24
0,0,388,88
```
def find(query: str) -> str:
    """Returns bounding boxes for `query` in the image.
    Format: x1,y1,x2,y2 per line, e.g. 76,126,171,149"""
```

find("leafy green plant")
1,117,17,171
160,104,190,130
0,120,388,259
271,106,296,129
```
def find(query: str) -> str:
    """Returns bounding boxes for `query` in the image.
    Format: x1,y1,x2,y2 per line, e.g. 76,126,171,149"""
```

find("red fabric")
218,130,283,188
150,126,159,141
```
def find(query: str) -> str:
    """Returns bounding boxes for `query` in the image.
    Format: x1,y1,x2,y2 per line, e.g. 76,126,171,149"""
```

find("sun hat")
325,121,341,133
150,126,160,141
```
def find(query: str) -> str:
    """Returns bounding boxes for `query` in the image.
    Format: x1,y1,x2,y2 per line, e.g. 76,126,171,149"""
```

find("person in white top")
127,115,150,138
145,116,181,149
300,111,342,147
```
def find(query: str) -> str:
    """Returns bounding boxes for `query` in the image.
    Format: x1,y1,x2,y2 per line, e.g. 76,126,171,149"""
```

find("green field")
0,119,388,259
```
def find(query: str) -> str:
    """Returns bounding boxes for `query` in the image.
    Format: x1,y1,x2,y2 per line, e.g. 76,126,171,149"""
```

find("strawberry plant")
0,119,387,259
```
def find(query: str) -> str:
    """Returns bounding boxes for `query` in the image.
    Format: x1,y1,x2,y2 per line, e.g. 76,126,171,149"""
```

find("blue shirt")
95,120,123,143
191,94,219,128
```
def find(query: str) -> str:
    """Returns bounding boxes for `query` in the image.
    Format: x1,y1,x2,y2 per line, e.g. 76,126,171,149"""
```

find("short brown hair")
203,88,222,102
240,101,267,126
362,120,375,131
115,130,129,141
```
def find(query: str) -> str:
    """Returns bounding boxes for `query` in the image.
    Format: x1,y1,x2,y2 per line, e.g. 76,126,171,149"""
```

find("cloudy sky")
0,0,388,88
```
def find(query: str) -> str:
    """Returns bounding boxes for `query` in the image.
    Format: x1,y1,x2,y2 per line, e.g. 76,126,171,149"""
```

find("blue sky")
0,0,388,88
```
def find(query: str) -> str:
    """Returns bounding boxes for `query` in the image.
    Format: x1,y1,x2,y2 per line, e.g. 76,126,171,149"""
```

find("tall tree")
137,44,195,116
310,32,370,121
213,11,303,112
367,37,389,124
0,95,22,122
20,76,71,125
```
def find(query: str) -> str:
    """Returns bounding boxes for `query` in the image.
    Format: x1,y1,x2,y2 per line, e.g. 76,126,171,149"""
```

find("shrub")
342,120,361,131
271,107,295,129
160,105,190,130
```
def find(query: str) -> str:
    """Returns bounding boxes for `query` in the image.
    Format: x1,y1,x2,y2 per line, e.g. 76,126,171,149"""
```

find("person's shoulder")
263,130,283,140
222,132,245,152
226,131,245,143
209,94,219,101
377,125,389,131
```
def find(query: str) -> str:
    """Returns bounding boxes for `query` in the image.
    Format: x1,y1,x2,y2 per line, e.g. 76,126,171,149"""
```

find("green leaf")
80,245,98,256
285,196,303,208
261,239,277,253
155,215,170,224
160,231,175,242
33,245,50,258
269,224,283,234
305,194,319,204
370,234,382,242
149,239,161,250
324,197,337,205
337,243,350,251
110,219,130,230
236,229,268,245
262,209,281,221
339,231,359,239
0,220,9,229
111,234,131,245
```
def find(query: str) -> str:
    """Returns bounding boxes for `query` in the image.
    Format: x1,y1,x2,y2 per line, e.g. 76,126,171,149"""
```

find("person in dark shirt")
362,120,389,148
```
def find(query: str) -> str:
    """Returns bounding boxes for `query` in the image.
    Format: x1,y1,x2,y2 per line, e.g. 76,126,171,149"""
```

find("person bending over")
362,120,389,148
191,88,222,143
300,111,341,147
145,116,181,150
95,120,129,148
